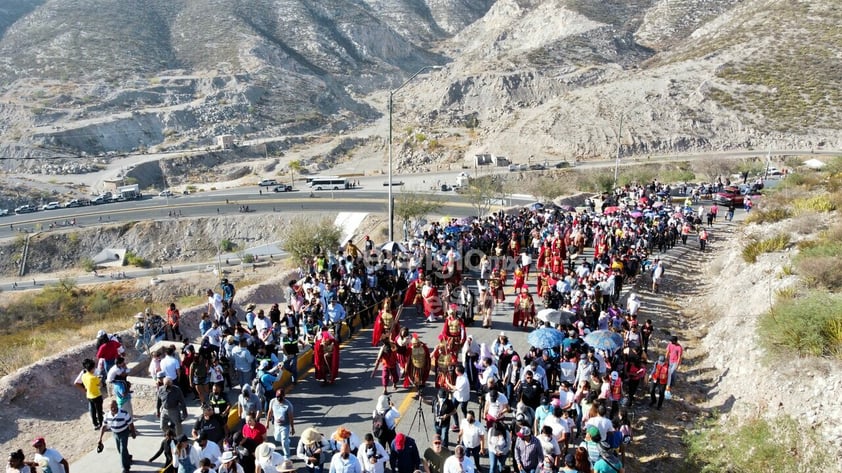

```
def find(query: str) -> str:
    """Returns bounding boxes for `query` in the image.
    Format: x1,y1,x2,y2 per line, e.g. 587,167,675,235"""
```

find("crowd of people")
8,178,737,473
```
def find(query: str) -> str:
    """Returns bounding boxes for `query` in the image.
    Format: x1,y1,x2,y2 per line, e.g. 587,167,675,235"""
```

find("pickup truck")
273,184,293,192
15,204,36,214
259,179,279,187
42,201,61,210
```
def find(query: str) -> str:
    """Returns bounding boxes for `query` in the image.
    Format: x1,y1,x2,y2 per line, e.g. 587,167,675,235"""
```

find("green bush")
220,239,236,252
124,251,151,268
80,257,96,272
741,234,790,263
281,216,342,265
685,414,830,472
759,291,842,358
241,253,256,264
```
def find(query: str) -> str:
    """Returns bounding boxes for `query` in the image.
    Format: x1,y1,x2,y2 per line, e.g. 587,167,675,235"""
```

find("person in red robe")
313,327,340,385
550,253,564,276
512,266,525,294
537,241,550,271
403,334,431,390
372,297,399,347
513,287,536,328
422,278,444,322
373,340,399,394
439,307,466,354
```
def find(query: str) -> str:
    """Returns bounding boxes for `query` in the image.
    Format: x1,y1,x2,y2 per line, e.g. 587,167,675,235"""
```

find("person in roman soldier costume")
537,268,551,298
372,297,399,346
403,333,431,390
509,234,520,258
513,286,536,328
512,265,525,294
537,240,550,272
422,277,444,322
314,327,340,385
550,251,564,276
439,306,466,354
552,236,567,260
489,270,505,303
431,335,456,389
402,270,425,308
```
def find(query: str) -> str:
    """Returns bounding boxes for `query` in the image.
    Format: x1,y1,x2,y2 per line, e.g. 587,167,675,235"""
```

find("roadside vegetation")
280,216,342,265
685,414,831,472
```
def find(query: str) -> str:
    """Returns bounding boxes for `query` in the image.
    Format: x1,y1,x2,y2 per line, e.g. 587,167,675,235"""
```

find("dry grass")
742,234,790,263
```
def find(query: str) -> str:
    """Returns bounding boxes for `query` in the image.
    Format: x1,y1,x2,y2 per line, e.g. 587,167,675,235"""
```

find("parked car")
382,181,404,186
158,189,173,197
15,204,36,214
273,184,293,192
64,199,82,208
92,193,113,205
518,164,528,171
508,164,518,172
714,185,762,206
554,161,570,169
0,209,8,216
528,163,546,171
41,201,60,210
258,179,279,187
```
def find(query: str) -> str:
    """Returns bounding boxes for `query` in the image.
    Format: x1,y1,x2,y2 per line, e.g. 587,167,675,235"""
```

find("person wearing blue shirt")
232,339,255,389
256,360,279,412
245,304,257,330
325,299,347,342
199,313,212,337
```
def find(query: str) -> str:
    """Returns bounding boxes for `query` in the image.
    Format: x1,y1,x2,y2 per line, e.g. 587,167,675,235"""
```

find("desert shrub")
80,257,96,272
220,239,236,252
796,256,842,290
745,207,791,224
774,286,797,299
741,234,790,263
241,253,256,264
792,195,836,214
759,291,842,358
685,414,830,472
124,251,151,268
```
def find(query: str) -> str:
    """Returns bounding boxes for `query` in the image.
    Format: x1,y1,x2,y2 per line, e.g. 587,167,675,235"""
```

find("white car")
258,179,278,187
42,201,61,210
159,189,173,197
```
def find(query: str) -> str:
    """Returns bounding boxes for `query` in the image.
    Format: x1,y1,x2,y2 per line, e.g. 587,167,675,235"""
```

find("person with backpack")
649,356,669,410
372,395,399,449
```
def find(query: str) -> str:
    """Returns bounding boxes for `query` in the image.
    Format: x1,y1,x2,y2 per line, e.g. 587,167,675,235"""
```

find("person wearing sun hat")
217,449,243,473
254,442,287,473
297,427,330,473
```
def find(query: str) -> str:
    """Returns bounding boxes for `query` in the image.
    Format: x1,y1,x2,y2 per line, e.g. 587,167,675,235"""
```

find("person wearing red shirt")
374,341,399,394
241,413,267,450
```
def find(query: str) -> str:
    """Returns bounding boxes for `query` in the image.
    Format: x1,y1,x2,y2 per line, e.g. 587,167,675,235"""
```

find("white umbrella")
536,309,563,325
381,241,408,253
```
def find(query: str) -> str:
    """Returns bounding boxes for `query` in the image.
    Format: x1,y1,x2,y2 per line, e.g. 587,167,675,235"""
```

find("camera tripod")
408,387,430,442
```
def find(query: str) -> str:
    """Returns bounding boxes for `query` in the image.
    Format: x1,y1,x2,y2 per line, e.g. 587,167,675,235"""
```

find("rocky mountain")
0,0,838,170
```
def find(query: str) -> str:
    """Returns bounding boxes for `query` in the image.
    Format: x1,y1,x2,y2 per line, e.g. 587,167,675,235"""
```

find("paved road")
70,276,545,472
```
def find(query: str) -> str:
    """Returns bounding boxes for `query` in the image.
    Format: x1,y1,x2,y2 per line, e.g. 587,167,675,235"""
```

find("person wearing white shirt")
457,412,485,469
476,356,497,383
206,290,224,321
447,366,471,427
192,434,222,467
357,433,389,473
442,446,476,473
161,346,181,381
482,389,509,427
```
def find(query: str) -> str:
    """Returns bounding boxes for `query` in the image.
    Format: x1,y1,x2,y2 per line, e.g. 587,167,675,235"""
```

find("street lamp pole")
613,113,624,190
388,65,443,242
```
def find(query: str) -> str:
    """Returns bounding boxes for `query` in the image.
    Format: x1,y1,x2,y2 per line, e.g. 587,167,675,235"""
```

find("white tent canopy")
803,158,827,169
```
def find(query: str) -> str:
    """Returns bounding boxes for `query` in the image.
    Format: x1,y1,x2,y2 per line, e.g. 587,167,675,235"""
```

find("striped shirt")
104,409,133,433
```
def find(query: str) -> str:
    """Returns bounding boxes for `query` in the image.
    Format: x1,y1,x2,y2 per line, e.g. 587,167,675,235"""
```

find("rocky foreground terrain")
0,0,839,176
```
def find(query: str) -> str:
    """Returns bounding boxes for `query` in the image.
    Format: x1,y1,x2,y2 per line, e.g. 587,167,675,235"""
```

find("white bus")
309,177,348,190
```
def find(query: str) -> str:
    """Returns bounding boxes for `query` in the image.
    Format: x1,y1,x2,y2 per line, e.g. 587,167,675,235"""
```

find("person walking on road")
649,355,669,410
31,437,69,473
266,388,296,459
666,336,683,389
98,399,138,473
157,376,189,438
